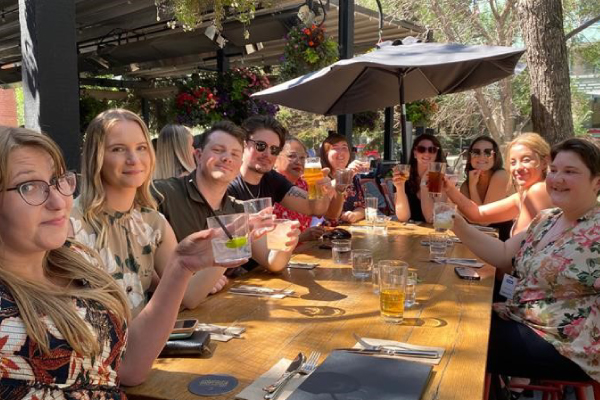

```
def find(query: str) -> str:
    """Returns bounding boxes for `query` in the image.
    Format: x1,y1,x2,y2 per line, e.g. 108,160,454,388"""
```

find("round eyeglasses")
6,171,77,206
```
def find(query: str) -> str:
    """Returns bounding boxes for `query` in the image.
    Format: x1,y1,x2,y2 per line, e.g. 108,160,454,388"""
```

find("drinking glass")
372,264,380,294
378,260,408,323
428,162,446,196
356,154,370,173
405,271,418,308
334,168,353,192
433,201,457,232
445,168,460,188
304,157,323,200
365,196,378,223
266,219,294,251
242,197,272,215
332,239,352,264
372,215,390,234
207,213,251,263
429,233,448,259
393,164,411,180
351,249,373,279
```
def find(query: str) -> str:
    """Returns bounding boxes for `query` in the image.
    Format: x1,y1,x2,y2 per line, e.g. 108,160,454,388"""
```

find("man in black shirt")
227,116,344,218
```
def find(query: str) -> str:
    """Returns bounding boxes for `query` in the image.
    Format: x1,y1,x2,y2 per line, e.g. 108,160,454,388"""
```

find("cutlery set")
262,351,320,400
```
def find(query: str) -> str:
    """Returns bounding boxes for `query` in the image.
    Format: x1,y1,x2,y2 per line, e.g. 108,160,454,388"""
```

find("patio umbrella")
252,41,525,161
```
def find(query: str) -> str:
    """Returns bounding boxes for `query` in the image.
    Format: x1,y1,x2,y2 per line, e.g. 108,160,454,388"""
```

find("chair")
485,373,600,400
359,178,392,215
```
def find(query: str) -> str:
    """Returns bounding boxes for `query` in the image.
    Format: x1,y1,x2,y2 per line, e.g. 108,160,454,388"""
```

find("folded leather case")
159,330,211,358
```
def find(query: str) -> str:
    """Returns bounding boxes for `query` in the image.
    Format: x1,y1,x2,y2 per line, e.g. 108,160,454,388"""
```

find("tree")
517,0,573,144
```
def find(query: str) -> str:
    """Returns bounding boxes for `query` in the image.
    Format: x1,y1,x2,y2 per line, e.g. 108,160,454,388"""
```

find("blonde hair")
0,126,130,356
154,124,195,179
505,132,551,189
79,109,158,247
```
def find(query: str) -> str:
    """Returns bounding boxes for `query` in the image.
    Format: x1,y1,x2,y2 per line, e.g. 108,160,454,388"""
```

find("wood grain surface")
126,222,495,400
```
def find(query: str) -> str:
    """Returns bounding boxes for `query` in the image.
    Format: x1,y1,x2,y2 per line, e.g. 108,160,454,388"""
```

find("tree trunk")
517,0,573,145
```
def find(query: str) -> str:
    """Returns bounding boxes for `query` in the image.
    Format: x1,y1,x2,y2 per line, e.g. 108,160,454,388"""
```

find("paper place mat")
236,358,306,400
196,324,245,342
432,258,485,268
353,338,444,365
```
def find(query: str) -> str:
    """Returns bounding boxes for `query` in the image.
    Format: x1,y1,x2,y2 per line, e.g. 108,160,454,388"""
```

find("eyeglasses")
6,171,77,206
285,153,307,163
415,145,439,154
471,149,495,158
247,139,282,156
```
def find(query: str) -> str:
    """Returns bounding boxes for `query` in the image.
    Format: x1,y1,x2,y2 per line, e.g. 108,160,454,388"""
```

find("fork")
264,351,321,399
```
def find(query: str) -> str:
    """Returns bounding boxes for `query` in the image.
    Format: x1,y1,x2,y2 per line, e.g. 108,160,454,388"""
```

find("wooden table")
126,222,495,400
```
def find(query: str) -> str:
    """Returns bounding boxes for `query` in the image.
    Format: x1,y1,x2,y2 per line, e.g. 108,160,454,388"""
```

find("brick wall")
0,89,18,127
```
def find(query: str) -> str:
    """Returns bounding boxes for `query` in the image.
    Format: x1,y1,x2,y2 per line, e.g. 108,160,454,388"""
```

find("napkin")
236,358,306,400
228,285,295,299
353,338,444,365
431,258,485,268
196,323,246,342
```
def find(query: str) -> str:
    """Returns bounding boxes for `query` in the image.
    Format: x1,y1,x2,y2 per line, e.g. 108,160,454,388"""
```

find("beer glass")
304,157,323,200
378,260,408,324
428,162,446,196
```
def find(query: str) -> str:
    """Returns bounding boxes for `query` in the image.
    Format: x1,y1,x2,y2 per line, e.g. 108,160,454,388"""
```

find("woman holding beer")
459,136,512,240
274,137,326,241
392,134,446,223
445,132,553,236
320,133,366,224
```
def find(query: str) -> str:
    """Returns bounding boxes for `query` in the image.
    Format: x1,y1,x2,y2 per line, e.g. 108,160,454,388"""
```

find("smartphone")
454,267,480,281
172,319,198,334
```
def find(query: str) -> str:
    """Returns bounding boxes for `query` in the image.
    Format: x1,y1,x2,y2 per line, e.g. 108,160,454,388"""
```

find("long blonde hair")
154,124,195,179
79,109,158,247
0,127,130,356
505,132,550,190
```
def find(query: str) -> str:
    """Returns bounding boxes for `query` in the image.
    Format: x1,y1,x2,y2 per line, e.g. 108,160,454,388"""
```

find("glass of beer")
304,157,323,200
393,163,411,180
428,162,446,196
378,260,408,324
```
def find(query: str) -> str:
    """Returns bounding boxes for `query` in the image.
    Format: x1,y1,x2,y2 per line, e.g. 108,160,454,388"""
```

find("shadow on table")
270,304,346,318
401,317,447,328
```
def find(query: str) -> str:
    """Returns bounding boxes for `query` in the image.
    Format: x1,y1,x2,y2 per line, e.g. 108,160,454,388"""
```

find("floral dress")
274,178,312,232
501,205,600,381
70,205,167,317
0,282,127,399
325,175,365,226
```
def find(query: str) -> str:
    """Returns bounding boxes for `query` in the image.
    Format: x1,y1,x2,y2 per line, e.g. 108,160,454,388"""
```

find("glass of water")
405,271,418,308
351,249,373,279
365,196,378,223
429,233,448,259
332,239,351,264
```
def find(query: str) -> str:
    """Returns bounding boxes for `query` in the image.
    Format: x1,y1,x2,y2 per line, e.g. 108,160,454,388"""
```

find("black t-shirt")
405,183,426,223
227,170,293,203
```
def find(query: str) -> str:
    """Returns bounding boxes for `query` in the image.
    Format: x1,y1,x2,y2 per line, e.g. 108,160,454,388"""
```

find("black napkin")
287,350,432,400
158,330,211,358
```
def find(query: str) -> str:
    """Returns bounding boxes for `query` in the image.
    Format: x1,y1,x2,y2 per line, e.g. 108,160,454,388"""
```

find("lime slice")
225,236,248,249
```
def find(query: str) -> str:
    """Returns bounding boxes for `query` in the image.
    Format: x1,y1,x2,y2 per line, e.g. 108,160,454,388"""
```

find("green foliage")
279,24,339,81
405,99,438,125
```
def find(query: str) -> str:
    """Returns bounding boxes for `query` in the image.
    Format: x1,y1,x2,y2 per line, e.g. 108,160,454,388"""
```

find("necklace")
240,176,261,199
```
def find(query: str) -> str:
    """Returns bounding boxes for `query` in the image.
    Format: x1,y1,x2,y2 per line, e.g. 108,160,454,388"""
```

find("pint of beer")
428,162,446,196
304,157,323,200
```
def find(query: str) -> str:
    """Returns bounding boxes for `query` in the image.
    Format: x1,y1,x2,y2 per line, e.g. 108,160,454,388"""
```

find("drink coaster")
188,374,238,396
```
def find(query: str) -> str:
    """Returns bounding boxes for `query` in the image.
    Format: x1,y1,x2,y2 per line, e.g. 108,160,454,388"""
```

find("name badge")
499,274,517,299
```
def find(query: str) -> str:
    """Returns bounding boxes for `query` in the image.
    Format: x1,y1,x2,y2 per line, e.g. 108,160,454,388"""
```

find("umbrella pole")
398,76,409,164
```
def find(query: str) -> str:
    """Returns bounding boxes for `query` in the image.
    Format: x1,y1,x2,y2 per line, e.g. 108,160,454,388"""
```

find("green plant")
405,99,438,125
280,24,339,81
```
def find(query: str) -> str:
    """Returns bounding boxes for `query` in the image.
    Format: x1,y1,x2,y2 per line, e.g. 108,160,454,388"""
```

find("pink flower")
563,317,586,339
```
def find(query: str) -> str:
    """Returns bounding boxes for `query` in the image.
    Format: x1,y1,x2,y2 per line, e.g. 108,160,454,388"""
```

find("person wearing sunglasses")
227,115,343,220
458,136,512,240
392,133,446,223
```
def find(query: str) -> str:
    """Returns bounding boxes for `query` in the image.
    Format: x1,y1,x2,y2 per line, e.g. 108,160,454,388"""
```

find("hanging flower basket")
279,24,339,81
174,86,218,126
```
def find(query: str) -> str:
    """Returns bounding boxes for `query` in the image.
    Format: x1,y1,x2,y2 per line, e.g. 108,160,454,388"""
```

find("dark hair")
242,115,287,147
319,133,349,174
463,136,504,187
551,138,600,193
198,120,245,149
193,134,203,149
151,137,158,151
407,133,446,193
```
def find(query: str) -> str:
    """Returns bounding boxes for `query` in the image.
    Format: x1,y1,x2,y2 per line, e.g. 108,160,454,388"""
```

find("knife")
335,348,439,359
263,353,305,393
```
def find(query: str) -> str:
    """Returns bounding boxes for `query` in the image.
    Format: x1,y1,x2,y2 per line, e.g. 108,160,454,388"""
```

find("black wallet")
159,330,211,358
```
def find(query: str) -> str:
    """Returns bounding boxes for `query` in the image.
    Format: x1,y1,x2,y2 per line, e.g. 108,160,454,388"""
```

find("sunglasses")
247,139,282,156
470,149,495,158
415,145,439,154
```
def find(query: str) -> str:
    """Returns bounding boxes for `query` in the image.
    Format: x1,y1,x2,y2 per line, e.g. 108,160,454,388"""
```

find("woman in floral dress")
452,138,600,384
319,133,366,225
70,109,239,316
0,127,225,398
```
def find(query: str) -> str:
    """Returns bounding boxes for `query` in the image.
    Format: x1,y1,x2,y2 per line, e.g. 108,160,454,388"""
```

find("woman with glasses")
459,136,512,240
70,109,242,316
445,132,553,237
320,133,366,224
154,124,196,179
274,137,325,241
393,133,446,223
0,127,225,398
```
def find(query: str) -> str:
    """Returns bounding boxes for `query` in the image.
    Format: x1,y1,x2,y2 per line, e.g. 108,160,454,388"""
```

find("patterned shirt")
326,175,366,226
0,282,127,400
70,204,167,317
273,178,312,232
503,204,600,381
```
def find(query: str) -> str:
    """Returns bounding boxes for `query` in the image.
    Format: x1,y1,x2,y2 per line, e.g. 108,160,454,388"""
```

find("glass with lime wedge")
207,213,251,263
